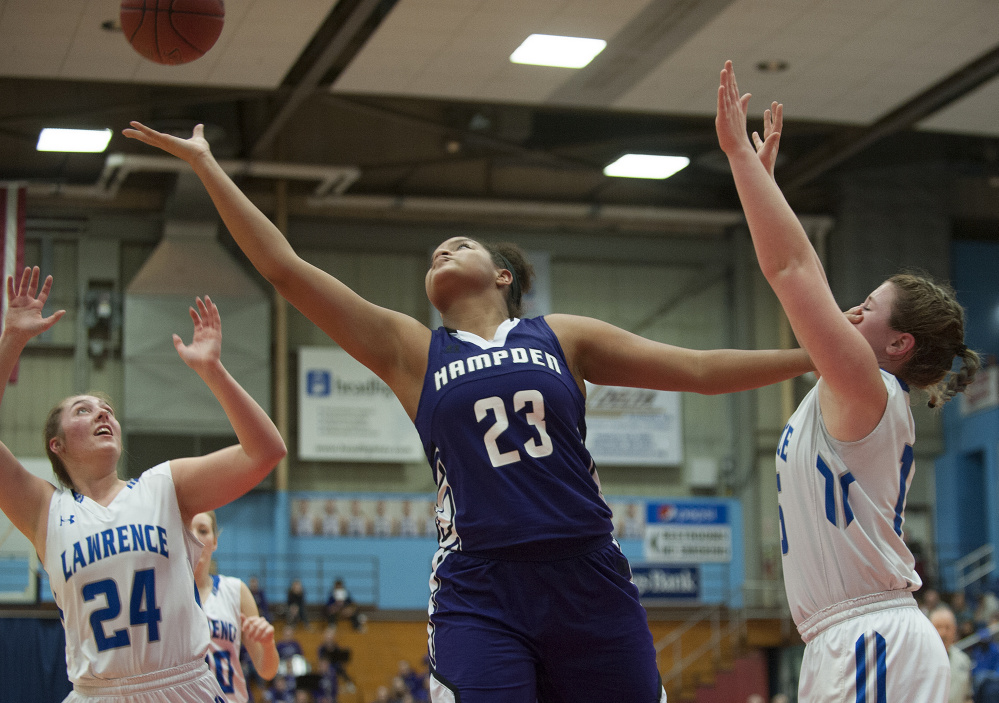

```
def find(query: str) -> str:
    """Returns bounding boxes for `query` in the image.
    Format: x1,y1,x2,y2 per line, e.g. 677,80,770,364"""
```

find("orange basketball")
120,0,225,66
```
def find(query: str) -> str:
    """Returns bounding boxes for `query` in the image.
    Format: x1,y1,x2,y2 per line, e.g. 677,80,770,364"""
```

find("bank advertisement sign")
643,501,732,563
631,564,700,602
299,347,424,461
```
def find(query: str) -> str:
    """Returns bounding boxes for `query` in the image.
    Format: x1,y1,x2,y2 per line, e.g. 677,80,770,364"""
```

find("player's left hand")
752,101,783,180
844,305,863,325
241,614,275,644
173,296,222,371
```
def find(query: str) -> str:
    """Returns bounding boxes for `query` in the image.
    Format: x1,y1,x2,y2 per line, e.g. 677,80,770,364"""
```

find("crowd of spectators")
922,585,999,703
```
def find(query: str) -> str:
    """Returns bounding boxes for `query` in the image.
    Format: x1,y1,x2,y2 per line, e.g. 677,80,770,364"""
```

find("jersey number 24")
82,568,161,652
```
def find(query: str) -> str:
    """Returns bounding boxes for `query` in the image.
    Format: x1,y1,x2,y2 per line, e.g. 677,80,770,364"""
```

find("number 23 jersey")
414,317,613,553
777,370,920,630
43,462,210,684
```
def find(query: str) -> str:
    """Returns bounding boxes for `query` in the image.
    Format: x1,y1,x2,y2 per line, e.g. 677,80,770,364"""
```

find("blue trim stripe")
856,634,867,703
893,444,914,535
817,456,837,526
840,472,856,527
875,632,887,703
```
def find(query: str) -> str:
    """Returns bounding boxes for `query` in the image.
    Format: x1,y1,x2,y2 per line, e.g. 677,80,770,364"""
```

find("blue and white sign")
631,564,700,602
643,501,732,563
299,347,423,462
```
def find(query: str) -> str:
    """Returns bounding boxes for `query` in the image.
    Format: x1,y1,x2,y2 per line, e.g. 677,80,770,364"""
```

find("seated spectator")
287,579,309,627
325,578,365,631
967,626,999,687
975,589,999,628
276,625,305,664
397,659,424,698
265,675,297,703
317,625,354,691
249,575,272,622
929,605,974,703
311,658,338,703
919,588,941,617
951,591,975,635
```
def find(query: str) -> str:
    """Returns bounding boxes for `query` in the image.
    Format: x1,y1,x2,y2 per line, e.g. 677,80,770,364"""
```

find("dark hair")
482,242,534,318
44,391,117,490
888,272,981,407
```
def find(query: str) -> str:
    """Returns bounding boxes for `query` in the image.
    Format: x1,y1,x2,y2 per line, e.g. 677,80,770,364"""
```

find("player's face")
425,237,499,308
190,513,218,552
848,281,900,358
52,395,121,467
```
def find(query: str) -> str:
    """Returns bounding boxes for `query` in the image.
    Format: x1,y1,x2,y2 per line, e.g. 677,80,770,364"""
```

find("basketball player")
716,60,979,701
0,268,286,702
191,511,279,702
124,120,813,703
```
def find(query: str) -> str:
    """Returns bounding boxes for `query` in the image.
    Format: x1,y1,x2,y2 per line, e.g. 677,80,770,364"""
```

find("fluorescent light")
510,34,606,69
37,128,112,153
604,154,690,179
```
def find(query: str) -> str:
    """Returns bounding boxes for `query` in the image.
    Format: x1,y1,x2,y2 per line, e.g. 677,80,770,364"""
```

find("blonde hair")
888,272,981,407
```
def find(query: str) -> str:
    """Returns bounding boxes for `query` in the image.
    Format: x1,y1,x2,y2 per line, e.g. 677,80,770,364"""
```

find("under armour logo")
59,515,76,526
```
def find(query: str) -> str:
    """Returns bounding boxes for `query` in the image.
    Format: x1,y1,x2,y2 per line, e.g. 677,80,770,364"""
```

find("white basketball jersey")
777,371,920,630
203,574,249,703
44,462,211,684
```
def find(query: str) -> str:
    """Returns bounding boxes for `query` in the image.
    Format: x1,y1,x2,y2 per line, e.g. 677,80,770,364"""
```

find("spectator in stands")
951,591,975,635
974,588,999,628
373,686,391,703
397,659,424,698
276,625,305,663
920,588,942,617
325,578,366,631
312,657,338,703
317,625,354,691
930,605,974,703
249,575,272,622
389,675,411,702
265,675,296,703
287,579,309,627
967,625,999,684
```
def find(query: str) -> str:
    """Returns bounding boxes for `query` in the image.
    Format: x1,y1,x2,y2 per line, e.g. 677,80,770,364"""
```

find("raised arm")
122,123,430,414
547,314,812,394
715,61,886,438
239,580,279,681
0,268,65,557
168,297,286,522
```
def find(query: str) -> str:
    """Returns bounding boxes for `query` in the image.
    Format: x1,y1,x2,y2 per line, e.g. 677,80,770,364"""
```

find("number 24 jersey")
44,462,210,684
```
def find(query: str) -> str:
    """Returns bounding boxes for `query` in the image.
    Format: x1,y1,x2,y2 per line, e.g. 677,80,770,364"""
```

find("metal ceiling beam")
250,0,388,159
782,43,999,190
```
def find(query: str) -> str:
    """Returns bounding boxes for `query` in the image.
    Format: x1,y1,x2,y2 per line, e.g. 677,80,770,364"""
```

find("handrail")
955,544,995,591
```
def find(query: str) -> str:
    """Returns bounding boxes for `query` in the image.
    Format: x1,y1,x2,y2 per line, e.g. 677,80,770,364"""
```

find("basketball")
120,0,225,66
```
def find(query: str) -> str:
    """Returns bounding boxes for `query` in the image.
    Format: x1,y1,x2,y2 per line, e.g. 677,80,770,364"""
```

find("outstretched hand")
3,267,65,344
716,60,783,175
752,101,783,180
122,121,212,165
173,296,222,373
